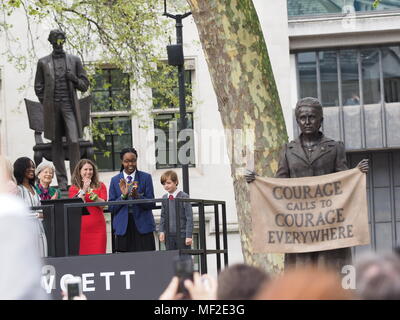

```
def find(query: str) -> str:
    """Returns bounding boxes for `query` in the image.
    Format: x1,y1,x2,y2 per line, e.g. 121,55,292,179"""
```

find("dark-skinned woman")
109,148,156,252
13,157,48,257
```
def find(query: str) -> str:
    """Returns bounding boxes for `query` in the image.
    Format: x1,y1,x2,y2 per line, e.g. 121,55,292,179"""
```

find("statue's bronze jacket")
34,53,89,141
275,133,349,178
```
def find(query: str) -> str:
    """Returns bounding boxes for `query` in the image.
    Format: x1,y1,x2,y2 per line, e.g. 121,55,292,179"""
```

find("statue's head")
295,97,323,135
48,29,66,52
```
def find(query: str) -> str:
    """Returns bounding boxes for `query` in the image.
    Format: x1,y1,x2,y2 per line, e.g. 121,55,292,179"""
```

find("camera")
65,276,82,300
173,255,193,297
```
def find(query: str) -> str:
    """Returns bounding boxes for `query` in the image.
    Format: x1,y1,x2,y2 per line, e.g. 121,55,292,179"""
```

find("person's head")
13,157,36,186
120,147,138,174
355,252,400,300
216,263,270,300
48,29,66,52
71,159,100,189
256,265,353,300
35,162,55,187
161,170,179,194
295,97,323,136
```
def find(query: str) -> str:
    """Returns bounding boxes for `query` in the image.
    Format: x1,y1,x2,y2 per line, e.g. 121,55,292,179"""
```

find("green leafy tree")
0,0,186,159
0,0,191,109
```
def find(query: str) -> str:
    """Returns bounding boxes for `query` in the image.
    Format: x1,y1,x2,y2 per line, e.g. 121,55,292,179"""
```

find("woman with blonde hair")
68,159,107,255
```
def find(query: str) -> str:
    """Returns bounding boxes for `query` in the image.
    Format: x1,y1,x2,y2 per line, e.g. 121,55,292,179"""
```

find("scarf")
38,184,52,201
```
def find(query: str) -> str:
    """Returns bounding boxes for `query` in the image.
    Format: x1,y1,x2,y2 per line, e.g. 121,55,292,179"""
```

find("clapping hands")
119,179,139,198
119,179,129,197
82,177,91,193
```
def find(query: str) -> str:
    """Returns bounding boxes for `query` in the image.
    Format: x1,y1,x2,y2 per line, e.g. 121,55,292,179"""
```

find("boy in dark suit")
159,170,193,250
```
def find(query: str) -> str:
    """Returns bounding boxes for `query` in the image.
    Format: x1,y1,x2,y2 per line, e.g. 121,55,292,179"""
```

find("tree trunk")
187,0,288,273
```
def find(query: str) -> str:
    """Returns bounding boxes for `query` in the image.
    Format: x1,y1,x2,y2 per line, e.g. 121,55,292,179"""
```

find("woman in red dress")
69,159,107,255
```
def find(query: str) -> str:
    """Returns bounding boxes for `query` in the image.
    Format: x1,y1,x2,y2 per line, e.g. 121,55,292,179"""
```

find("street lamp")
163,0,192,195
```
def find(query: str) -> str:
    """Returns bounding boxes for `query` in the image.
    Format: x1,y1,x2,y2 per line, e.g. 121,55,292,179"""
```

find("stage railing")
31,197,228,274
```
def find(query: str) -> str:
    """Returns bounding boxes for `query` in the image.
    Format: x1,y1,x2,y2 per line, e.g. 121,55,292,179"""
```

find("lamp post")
163,0,192,195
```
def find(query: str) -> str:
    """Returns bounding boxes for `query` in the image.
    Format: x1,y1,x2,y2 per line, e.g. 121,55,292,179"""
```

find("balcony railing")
31,197,228,274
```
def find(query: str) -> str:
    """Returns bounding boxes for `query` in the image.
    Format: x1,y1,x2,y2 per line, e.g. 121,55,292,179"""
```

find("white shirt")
168,189,180,199
123,170,136,182
17,185,41,210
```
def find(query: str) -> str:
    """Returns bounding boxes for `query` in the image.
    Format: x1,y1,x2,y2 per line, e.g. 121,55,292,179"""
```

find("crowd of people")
159,251,400,300
3,147,193,258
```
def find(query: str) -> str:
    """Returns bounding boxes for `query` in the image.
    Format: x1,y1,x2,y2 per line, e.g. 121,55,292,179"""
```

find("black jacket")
34,53,89,141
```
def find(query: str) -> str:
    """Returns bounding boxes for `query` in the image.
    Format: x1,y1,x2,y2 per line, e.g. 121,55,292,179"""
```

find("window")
347,150,400,257
296,45,400,106
340,49,360,106
92,68,130,112
382,46,400,103
288,0,400,17
319,51,339,107
152,64,195,169
91,68,132,171
92,117,132,171
152,68,192,110
362,48,381,104
154,112,195,169
297,52,318,99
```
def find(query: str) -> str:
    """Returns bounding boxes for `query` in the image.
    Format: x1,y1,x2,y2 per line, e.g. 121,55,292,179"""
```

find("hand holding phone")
173,256,194,299
65,276,83,300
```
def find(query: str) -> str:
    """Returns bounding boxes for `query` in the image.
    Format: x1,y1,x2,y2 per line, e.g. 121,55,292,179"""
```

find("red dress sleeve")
99,182,107,201
68,185,79,198
84,182,107,203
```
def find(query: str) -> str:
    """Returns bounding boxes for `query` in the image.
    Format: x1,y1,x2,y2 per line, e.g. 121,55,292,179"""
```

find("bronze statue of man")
34,29,89,190
247,97,369,271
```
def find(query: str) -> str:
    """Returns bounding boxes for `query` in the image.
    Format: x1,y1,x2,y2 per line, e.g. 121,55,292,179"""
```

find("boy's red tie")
168,195,174,200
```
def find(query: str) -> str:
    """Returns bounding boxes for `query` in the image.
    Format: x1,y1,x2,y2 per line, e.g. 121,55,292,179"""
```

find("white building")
1,0,399,276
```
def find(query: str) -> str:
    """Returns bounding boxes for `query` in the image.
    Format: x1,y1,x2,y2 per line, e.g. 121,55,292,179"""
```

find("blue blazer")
109,170,156,236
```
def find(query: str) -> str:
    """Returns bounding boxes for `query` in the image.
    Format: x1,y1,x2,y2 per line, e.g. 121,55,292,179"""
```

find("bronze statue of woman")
247,97,369,271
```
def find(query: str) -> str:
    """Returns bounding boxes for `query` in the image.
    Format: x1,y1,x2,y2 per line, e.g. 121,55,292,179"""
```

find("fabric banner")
250,168,370,253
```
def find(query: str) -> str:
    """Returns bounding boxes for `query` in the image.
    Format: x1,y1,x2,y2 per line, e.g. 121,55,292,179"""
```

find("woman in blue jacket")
109,148,156,252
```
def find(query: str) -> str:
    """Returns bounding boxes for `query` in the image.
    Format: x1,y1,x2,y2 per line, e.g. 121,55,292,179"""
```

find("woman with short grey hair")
34,162,61,200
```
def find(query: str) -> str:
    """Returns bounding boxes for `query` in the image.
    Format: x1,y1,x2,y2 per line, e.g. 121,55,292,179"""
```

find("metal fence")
31,197,228,274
